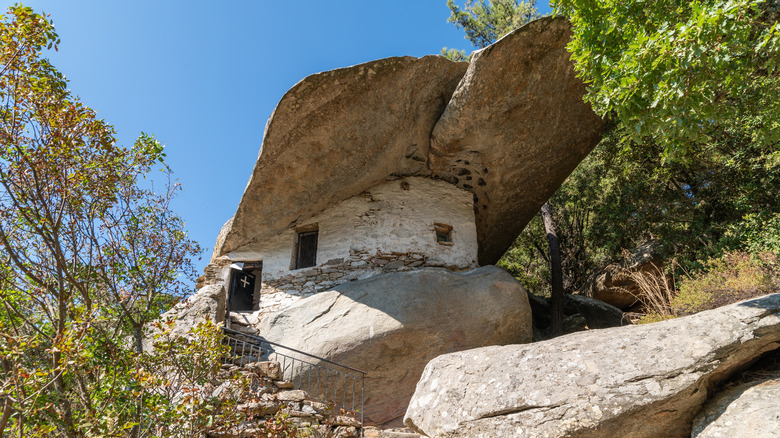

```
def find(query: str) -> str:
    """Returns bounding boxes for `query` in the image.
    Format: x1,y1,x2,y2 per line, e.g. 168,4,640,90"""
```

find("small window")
434,223,453,245
295,230,318,269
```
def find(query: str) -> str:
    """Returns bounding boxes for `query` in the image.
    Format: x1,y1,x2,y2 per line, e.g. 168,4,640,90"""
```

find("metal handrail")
222,327,366,431
223,327,368,375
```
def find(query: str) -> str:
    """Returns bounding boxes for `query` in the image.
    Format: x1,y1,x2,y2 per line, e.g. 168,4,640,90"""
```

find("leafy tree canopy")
0,5,205,436
554,0,780,160
442,0,540,59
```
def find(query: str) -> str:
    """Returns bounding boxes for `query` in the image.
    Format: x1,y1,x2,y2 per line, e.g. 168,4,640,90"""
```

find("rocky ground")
404,292,780,437
206,358,362,438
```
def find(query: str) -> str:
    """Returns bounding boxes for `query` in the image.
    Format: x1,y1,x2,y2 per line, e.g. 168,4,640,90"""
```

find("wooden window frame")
434,223,454,245
292,224,319,270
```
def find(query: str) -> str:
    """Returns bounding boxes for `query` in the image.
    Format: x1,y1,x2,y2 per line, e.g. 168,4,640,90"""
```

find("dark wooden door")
229,269,255,311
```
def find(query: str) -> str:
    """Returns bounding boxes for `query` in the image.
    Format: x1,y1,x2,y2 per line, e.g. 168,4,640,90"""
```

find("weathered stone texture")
404,293,780,438
256,266,533,426
429,16,606,264
693,376,780,438
217,17,605,265
220,56,468,256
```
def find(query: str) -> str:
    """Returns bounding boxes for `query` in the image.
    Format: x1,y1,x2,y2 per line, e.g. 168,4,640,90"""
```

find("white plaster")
227,177,478,279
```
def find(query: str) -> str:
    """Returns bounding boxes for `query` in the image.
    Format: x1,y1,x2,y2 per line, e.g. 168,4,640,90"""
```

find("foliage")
719,212,780,255
447,0,541,48
263,408,301,438
672,251,779,315
498,152,605,296
442,0,540,59
635,251,779,323
588,117,780,263
440,47,467,61
0,5,201,437
138,320,247,438
501,111,780,296
554,0,780,160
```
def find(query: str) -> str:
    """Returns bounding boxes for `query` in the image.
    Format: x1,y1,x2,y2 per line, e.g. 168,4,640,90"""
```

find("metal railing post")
221,327,367,431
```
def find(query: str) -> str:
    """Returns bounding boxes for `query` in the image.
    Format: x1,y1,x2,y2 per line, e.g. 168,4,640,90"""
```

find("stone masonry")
258,248,471,314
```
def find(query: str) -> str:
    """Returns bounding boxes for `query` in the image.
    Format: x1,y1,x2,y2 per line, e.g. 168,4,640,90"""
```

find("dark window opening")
434,223,453,244
295,230,318,269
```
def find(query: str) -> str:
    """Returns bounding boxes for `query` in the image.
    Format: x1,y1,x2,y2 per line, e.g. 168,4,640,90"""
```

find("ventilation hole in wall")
434,223,453,244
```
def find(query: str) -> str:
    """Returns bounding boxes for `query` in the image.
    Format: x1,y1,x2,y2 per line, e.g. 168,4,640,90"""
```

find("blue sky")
3,1,553,277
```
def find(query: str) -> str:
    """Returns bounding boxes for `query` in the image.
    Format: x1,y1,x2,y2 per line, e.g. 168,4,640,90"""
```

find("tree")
548,0,780,266
540,203,564,333
554,0,780,160
446,0,540,48
0,5,200,436
441,0,540,60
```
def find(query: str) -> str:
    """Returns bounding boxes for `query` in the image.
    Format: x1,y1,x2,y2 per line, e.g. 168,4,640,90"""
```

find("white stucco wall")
227,176,478,279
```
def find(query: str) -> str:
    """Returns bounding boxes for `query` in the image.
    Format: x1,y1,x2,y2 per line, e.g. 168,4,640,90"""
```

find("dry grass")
628,251,779,324
625,263,677,324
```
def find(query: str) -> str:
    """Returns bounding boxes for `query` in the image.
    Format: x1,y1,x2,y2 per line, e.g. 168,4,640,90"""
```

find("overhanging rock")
219,55,468,256
429,16,605,263
219,16,605,264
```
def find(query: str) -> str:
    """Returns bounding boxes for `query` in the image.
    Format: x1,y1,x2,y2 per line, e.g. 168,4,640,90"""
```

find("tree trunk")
541,201,564,335
0,359,13,437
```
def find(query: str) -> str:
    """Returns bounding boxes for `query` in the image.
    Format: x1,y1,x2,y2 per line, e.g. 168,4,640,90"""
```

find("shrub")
632,251,779,323
672,251,779,316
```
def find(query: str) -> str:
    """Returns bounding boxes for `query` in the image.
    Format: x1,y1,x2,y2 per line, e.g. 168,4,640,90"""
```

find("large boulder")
588,240,664,310
255,266,532,426
220,56,468,256
218,17,605,264
692,376,780,438
143,284,226,351
429,16,605,264
404,293,780,438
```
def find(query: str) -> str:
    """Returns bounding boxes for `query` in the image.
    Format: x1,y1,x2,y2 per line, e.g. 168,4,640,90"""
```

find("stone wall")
196,258,232,290
221,177,479,315
226,177,478,274
208,358,361,438
258,248,472,313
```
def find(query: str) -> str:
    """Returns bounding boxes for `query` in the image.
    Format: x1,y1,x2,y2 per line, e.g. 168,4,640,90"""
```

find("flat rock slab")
255,266,533,425
693,376,780,438
404,293,780,438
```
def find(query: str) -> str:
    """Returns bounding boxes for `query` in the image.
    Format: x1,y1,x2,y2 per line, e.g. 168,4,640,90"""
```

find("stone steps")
363,426,423,438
